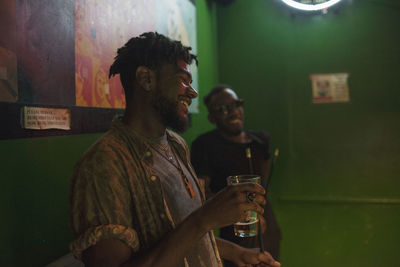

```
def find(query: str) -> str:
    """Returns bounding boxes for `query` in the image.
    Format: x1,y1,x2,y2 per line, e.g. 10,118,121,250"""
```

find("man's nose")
187,85,198,99
229,104,242,116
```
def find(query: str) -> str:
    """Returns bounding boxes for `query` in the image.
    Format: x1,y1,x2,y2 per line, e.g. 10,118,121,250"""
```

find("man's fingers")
259,215,267,233
238,202,265,217
227,183,266,206
229,183,266,195
228,189,266,206
258,251,281,267
253,193,267,205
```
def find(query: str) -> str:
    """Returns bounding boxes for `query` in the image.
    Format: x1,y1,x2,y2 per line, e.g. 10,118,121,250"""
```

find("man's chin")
230,130,243,136
167,116,189,133
226,126,244,136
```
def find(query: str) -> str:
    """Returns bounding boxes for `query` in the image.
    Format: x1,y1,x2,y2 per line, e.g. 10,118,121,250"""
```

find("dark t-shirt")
191,129,281,260
191,129,270,192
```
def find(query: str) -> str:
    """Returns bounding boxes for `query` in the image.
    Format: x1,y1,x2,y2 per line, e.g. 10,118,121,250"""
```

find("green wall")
2,0,399,266
216,0,400,266
0,134,101,266
0,1,218,266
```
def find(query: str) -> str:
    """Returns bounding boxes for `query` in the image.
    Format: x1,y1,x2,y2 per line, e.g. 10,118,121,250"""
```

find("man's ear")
208,113,216,124
136,66,155,91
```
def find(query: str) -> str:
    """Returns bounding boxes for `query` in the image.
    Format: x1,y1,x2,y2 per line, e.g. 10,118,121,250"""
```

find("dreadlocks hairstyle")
204,84,232,111
109,32,198,100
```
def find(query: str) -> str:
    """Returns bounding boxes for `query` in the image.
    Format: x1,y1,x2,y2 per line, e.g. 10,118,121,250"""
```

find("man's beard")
152,94,189,133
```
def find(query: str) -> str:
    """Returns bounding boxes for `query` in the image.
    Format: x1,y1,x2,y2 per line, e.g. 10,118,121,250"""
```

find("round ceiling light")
280,0,343,11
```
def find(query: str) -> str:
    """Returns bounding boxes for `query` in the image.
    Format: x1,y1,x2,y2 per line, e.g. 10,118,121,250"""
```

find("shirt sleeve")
256,131,271,160
69,143,140,259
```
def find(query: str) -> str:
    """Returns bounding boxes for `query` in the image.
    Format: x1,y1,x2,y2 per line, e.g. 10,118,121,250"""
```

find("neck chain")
147,140,195,198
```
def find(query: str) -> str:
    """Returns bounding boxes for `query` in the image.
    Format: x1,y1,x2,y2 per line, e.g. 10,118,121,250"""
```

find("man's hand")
233,247,281,267
197,182,266,231
259,215,267,234
216,238,280,267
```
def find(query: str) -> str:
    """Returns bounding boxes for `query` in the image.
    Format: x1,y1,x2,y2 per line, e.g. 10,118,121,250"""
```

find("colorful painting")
74,0,197,111
16,0,75,105
75,0,155,108
0,0,197,138
0,0,18,102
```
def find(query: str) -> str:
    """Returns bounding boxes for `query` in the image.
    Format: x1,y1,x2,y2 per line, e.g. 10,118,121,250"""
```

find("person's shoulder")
248,129,269,137
71,131,130,185
247,130,269,144
79,119,140,163
192,129,219,144
77,131,121,163
71,133,115,175
166,129,188,146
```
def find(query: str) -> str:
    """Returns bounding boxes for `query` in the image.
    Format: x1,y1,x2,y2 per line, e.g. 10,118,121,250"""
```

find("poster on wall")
0,0,197,139
23,106,71,130
75,0,198,111
310,73,350,103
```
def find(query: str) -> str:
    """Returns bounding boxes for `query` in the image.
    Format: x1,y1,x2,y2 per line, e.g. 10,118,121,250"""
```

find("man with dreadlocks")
69,32,280,267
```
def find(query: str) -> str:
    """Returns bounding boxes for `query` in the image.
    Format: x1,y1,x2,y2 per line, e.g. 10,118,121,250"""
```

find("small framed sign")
310,73,350,104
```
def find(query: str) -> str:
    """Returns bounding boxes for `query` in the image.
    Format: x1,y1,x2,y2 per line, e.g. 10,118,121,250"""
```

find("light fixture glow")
280,0,343,11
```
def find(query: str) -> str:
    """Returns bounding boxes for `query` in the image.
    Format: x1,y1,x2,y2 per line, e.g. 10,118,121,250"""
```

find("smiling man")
69,33,280,267
191,85,282,266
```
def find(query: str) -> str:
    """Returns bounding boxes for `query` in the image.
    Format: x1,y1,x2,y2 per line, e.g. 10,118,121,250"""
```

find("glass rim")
227,174,260,179
226,174,261,182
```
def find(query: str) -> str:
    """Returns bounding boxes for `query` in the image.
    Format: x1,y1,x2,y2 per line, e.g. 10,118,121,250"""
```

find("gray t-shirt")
148,133,219,267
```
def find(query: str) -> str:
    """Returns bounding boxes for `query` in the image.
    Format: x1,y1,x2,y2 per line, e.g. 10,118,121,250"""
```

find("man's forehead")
212,88,238,105
158,59,191,77
176,59,191,74
223,88,238,99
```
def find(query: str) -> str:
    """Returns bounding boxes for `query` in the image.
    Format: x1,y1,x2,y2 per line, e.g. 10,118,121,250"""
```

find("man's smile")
178,96,191,113
228,118,242,124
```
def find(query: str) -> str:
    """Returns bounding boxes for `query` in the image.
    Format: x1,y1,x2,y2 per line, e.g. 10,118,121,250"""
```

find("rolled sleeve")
70,224,139,259
70,142,138,258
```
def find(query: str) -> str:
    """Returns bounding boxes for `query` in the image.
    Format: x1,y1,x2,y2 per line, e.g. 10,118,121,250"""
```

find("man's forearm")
83,209,212,267
85,181,267,267
124,208,211,267
215,237,243,262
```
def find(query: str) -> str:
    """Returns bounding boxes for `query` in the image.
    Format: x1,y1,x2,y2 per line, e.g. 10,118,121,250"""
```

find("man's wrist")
215,237,244,263
189,207,211,234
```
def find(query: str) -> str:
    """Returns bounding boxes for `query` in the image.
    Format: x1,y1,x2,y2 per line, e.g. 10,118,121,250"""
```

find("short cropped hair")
109,32,198,99
204,84,231,111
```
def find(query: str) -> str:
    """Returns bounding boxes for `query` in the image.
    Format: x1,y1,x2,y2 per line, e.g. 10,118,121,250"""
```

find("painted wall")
215,0,400,266
0,1,218,266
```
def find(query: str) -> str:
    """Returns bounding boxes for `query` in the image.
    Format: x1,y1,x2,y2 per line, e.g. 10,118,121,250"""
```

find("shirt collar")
110,116,183,159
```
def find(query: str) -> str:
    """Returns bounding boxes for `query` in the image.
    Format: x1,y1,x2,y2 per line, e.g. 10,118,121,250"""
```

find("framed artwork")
0,0,197,139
